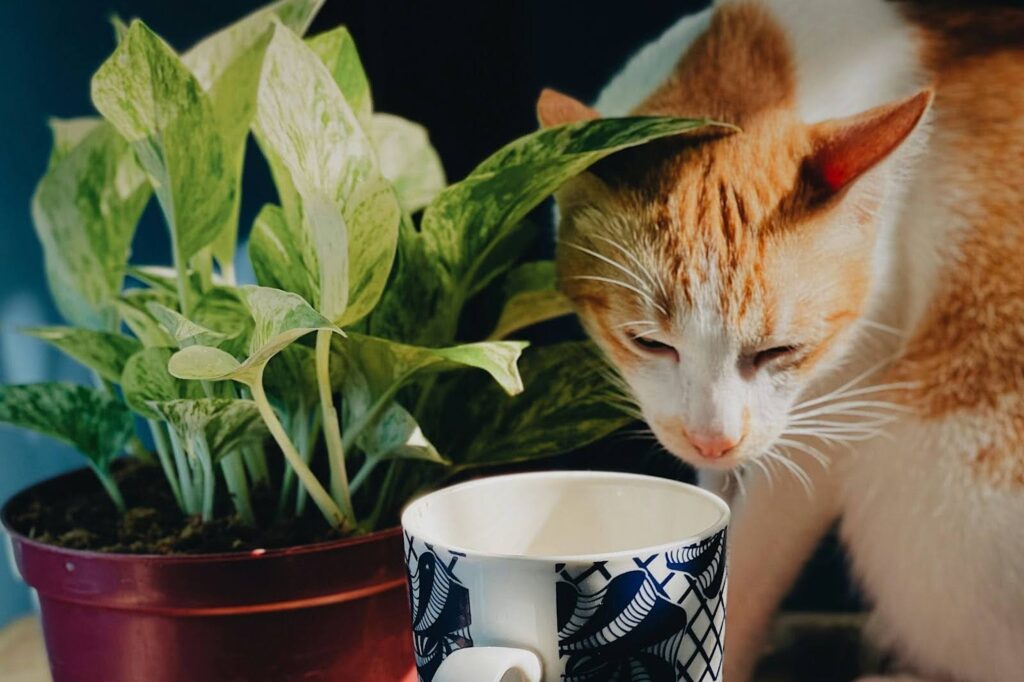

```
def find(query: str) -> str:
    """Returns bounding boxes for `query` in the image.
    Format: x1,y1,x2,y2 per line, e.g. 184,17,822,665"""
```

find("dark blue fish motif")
665,530,727,599
407,546,473,682
557,570,690,681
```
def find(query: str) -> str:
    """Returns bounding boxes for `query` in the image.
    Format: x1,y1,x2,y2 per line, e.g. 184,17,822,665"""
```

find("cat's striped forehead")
561,117,811,335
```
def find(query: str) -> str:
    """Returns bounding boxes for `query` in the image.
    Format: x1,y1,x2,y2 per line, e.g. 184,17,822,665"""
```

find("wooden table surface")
0,617,50,682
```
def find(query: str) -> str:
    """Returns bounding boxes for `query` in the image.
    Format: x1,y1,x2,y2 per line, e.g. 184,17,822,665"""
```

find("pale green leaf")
122,347,205,419
0,383,134,469
248,203,318,304
372,117,723,345
91,20,232,262
146,302,230,347
490,261,573,339
118,289,177,347
46,116,103,170
370,113,446,213
23,327,141,384
254,21,401,325
168,286,339,384
168,346,243,382
307,25,372,127
151,398,267,461
32,121,150,330
193,288,253,357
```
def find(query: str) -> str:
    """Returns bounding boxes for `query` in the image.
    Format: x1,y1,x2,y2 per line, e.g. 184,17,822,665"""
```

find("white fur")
590,2,1023,681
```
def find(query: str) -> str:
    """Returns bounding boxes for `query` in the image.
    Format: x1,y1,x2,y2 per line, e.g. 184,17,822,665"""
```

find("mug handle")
433,646,542,682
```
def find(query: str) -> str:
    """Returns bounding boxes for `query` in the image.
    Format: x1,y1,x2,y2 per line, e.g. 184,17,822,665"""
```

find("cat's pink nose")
687,432,739,459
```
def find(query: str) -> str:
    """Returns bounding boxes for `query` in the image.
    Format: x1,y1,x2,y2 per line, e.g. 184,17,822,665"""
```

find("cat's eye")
750,345,800,369
630,335,678,359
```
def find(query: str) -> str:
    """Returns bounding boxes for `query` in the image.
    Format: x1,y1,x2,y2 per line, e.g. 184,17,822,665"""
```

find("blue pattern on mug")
405,532,473,682
556,529,728,681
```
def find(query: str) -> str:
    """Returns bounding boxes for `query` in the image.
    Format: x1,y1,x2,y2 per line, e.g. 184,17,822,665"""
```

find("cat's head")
541,88,930,470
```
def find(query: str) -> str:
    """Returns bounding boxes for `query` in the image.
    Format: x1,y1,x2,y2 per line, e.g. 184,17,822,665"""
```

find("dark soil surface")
5,462,344,554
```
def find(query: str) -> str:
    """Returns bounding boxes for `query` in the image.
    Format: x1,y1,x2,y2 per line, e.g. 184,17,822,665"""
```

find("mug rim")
401,470,730,563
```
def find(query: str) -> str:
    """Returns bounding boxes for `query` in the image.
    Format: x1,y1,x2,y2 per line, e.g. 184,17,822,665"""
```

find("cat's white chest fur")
840,419,1024,681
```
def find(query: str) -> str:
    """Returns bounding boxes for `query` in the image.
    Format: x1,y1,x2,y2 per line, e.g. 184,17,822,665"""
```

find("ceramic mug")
401,471,730,682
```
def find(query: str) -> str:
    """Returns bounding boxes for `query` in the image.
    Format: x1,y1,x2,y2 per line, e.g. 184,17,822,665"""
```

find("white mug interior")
401,471,729,560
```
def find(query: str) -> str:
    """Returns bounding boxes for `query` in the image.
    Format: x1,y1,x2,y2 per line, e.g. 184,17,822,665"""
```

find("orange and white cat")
542,1,1024,680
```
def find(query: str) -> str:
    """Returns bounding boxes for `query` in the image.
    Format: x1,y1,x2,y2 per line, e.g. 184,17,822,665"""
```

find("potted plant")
1,1,715,679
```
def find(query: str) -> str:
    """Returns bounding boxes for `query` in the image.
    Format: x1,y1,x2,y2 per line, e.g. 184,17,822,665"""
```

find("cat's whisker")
859,318,904,337
569,275,669,315
764,449,813,496
790,399,915,421
731,467,747,498
591,234,668,300
632,328,662,340
560,240,655,296
791,381,919,413
773,437,831,469
613,319,658,330
749,456,775,492
791,356,900,410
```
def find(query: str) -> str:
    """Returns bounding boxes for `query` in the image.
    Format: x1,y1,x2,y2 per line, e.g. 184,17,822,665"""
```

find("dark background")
0,0,855,624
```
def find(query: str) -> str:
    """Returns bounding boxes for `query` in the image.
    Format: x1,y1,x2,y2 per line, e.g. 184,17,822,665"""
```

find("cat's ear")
806,89,933,196
537,88,600,128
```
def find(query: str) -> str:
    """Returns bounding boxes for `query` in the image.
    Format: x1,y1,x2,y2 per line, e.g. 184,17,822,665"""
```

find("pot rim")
2,466,401,564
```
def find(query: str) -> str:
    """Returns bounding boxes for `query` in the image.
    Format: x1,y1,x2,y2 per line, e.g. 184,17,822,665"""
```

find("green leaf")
370,113,446,213
91,20,232,263
32,121,150,330
193,288,253,357
169,286,339,384
442,342,632,468
263,343,320,410
0,383,134,470
372,116,722,345
118,289,177,347
146,302,230,347
336,332,527,399
182,0,323,92
151,398,267,461
253,21,401,325
490,261,573,339
122,347,205,419
306,25,372,128
46,116,103,170
168,346,243,382
333,333,526,455
248,203,318,304
23,327,141,383
342,367,444,465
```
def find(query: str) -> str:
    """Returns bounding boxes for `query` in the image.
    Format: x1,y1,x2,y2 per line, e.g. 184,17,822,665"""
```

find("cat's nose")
687,432,739,459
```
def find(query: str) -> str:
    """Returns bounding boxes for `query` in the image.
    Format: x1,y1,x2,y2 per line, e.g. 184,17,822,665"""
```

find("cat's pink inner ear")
537,88,600,128
807,89,933,194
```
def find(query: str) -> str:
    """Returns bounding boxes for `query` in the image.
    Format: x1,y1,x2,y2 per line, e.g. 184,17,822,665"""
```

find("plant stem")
168,428,198,515
349,458,379,495
242,444,269,487
170,232,192,318
89,462,126,513
276,407,304,519
295,409,321,517
316,330,354,521
221,452,255,526
148,419,183,508
369,461,398,530
197,442,215,523
249,374,350,531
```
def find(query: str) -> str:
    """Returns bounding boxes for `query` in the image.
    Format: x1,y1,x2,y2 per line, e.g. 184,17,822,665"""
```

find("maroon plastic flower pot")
2,468,416,682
